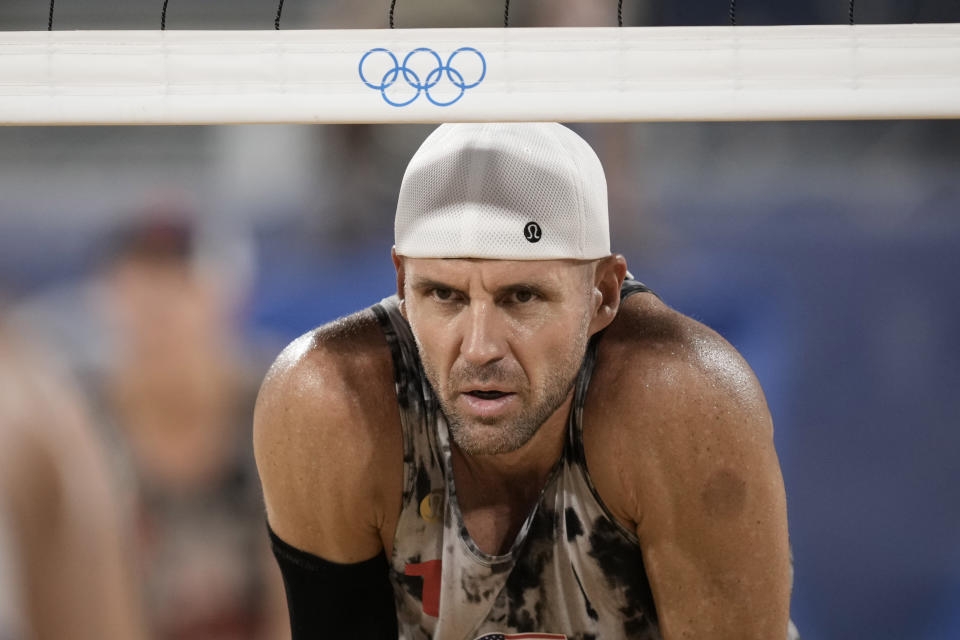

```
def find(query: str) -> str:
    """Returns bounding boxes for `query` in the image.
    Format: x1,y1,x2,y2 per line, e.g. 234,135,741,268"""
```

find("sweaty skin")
254,253,792,639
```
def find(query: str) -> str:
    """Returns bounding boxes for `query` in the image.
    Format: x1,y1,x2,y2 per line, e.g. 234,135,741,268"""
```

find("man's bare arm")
253,314,404,639
253,313,402,563
592,302,792,639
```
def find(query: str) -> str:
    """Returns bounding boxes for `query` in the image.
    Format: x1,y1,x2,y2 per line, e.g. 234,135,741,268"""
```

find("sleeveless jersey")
372,281,662,640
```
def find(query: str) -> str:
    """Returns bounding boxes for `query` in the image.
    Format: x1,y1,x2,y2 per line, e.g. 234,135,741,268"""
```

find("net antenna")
1,19,958,124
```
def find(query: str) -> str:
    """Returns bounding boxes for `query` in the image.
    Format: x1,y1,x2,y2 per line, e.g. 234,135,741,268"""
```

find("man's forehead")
402,256,591,286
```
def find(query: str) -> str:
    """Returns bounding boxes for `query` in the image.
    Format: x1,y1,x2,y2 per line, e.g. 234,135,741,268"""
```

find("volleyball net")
1,23,958,125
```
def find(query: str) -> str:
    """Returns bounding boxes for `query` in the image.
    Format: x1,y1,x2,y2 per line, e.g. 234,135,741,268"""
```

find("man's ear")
588,254,628,335
391,247,407,316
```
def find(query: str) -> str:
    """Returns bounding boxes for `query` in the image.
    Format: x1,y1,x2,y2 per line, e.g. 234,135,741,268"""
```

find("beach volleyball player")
254,123,798,639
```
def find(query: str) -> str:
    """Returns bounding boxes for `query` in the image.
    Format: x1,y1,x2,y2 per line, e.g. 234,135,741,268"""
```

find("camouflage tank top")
371,281,663,640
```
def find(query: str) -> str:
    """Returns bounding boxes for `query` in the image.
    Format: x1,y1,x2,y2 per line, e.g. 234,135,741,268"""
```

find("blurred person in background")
0,320,146,640
97,218,289,640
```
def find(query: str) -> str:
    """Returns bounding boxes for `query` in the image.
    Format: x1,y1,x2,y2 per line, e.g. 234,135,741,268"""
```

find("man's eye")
432,288,453,301
511,289,535,304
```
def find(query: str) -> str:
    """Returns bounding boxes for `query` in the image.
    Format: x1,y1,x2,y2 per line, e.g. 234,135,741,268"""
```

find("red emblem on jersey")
404,559,442,617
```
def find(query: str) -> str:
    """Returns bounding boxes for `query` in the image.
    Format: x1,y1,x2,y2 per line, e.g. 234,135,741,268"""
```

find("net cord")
1,25,959,125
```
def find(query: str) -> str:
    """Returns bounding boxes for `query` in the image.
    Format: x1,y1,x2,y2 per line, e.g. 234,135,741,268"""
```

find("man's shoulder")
258,307,395,416
588,292,774,485
253,306,403,561
585,292,779,536
596,291,768,419
252,305,401,495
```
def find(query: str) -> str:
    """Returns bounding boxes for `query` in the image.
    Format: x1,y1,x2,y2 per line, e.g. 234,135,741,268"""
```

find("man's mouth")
466,390,512,400
458,389,517,418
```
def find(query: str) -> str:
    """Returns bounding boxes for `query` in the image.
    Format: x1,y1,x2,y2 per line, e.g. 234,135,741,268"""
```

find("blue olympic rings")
358,47,486,107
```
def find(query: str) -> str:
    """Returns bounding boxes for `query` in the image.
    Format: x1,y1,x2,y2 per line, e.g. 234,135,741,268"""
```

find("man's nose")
459,302,507,366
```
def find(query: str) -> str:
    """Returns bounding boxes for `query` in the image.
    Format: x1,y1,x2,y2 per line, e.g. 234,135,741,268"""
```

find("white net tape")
1,24,958,125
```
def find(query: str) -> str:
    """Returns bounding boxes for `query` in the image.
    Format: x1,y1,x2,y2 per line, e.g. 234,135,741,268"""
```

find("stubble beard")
417,326,591,457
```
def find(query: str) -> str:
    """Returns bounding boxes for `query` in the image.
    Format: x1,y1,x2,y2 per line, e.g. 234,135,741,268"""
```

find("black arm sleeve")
268,524,398,639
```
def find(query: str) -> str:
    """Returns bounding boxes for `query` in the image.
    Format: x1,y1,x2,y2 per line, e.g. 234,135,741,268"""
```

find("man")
100,220,290,640
255,123,798,639
0,324,147,640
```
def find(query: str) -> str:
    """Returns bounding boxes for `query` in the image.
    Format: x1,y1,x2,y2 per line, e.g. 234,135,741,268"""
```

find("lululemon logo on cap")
524,221,542,243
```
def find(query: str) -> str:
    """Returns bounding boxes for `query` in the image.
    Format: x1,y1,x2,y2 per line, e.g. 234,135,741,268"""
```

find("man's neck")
449,393,573,554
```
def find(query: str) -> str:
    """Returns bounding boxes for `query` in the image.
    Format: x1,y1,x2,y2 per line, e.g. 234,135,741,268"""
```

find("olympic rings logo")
358,47,486,107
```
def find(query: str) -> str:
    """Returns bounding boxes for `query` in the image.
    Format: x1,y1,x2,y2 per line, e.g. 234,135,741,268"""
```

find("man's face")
397,256,600,456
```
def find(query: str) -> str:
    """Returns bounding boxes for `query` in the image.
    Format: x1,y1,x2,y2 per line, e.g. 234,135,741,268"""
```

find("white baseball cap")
394,122,610,260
